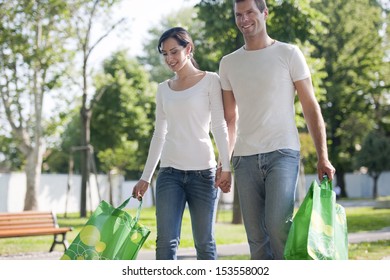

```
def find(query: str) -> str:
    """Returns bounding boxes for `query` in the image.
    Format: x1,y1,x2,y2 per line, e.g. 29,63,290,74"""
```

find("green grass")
121,207,247,250
346,207,390,233
1,200,389,260
0,207,247,255
348,240,390,260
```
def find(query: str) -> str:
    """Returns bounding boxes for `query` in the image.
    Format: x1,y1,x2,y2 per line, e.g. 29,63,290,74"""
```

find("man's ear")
264,8,269,19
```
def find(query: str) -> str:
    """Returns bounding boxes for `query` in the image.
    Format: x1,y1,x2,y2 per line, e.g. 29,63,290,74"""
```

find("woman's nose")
165,53,174,62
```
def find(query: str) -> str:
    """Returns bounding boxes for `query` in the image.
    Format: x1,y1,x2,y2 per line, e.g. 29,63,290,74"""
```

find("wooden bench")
0,211,73,252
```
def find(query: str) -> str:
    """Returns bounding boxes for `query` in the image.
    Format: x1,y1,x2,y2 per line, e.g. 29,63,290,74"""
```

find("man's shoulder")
275,41,304,55
275,41,298,50
221,47,244,61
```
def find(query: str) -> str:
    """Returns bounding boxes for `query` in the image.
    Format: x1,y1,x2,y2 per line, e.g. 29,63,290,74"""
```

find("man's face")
234,0,268,37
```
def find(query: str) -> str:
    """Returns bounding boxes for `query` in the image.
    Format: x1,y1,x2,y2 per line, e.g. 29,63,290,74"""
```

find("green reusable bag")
61,197,150,260
284,177,348,260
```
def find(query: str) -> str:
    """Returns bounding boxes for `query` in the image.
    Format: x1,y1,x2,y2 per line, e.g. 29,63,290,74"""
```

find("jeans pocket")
197,169,215,181
232,156,241,170
158,167,172,174
276,149,300,159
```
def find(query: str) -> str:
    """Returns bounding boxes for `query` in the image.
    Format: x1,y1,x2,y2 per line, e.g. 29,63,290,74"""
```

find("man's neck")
244,35,275,51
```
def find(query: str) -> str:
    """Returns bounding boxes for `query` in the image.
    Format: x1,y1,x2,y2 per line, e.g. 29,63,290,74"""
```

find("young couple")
132,0,335,260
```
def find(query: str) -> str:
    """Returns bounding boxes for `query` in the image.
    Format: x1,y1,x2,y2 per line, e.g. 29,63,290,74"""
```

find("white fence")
0,171,389,214
217,171,390,207
303,171,390,198
0,172,154,213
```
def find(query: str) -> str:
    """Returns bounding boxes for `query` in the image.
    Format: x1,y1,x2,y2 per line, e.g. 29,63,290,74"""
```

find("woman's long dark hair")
157,27,199,69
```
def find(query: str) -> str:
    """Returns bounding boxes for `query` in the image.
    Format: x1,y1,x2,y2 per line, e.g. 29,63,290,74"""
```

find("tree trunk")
80,107,91,217
336,171,348,198
107,171,112,205
23,13,46,211
23,142,45,210
372,174,379,199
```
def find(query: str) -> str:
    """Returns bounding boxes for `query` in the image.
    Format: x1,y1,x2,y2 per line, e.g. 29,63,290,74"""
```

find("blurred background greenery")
0,0,389,215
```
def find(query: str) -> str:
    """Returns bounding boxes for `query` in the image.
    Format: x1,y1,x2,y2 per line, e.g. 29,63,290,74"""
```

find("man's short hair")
234,0,267,13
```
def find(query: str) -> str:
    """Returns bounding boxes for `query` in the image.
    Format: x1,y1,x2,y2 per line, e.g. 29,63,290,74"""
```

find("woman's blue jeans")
155,167,219,260
232,149,300,260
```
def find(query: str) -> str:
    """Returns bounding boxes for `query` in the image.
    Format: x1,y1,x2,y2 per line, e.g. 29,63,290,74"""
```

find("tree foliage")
66,0,126,217
354,130,390,198
0,135,24,172
1,0,389,212
0,0,73,210
91,51,157,178
311,0,389,196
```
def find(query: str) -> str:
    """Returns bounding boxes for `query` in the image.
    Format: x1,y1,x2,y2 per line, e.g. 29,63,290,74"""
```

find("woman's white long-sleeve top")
140,71,230,183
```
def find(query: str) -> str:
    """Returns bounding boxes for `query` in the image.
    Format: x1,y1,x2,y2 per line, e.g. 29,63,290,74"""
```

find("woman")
132,27,231,260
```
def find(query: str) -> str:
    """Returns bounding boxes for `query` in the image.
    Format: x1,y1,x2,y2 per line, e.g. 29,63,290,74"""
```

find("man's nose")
241,13,249,21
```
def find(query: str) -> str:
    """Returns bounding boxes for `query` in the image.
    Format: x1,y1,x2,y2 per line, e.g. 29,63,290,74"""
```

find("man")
219,0,336,260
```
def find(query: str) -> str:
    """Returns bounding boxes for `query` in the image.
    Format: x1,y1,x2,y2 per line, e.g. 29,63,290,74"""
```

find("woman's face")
160,37,189,72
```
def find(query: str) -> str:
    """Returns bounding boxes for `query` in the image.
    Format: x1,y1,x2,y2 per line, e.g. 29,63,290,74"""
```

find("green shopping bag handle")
117,196,143,223
321,174,333,191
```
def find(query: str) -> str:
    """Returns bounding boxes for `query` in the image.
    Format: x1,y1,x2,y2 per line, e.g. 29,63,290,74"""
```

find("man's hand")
317,159,336,181
215,168,232,193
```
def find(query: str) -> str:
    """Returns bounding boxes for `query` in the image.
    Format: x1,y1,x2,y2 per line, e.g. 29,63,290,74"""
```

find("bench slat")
0,211,52,217
0,219,54,226
0,211,73,252
0,227,72,238
0,223,56,230
0,214,53,222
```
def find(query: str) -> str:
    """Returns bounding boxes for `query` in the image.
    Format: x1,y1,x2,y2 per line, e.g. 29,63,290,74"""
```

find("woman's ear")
186,44,192,56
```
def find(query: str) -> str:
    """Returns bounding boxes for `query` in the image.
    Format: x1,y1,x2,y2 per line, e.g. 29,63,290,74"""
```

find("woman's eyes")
162,51,178,56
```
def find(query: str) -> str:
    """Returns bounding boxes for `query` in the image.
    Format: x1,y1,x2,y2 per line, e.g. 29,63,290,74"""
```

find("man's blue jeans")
232,149,300,260
155,167,219,260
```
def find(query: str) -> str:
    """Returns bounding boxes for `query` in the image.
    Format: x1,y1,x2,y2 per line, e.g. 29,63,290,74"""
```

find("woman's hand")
132,179,149,201
216,170,232,193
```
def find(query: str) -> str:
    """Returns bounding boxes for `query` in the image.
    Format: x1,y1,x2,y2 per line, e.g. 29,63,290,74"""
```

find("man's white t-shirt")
141,71,230,183
219,41,311,156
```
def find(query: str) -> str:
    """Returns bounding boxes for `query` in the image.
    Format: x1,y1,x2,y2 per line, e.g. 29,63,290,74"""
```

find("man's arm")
295,77,336,181
222,89,237,158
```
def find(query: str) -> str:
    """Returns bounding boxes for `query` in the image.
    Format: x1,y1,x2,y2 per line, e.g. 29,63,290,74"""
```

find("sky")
90,0,200,67
43,0,200,116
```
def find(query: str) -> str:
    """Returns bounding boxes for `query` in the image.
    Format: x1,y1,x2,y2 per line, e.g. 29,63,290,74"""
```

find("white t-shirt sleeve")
219,57,232,91
290,45,311,82
140,87,167,183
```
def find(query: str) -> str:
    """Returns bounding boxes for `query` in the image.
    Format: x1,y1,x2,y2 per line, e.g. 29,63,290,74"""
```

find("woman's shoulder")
155,80,171,97
203,71,221,87
204,71,220,80
157,79,171,91
158,79,170,86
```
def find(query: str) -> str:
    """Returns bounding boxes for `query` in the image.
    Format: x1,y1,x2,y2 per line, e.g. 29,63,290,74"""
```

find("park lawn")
0,202,389,260
345,207,390,233
0,206,247,255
